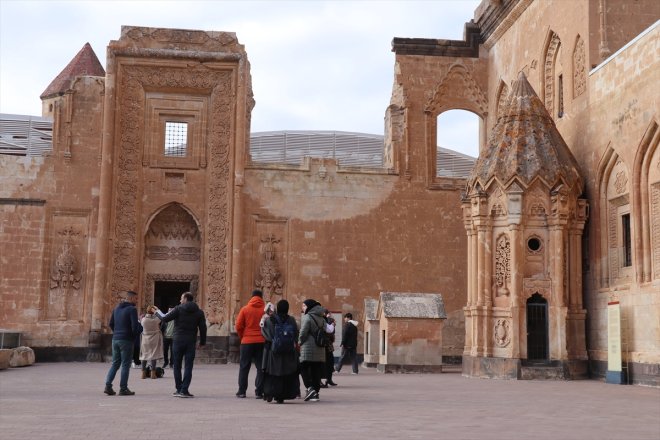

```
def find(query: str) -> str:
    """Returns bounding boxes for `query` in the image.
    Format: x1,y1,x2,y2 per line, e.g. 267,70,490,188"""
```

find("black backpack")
312,316,329,348
271,315,296,354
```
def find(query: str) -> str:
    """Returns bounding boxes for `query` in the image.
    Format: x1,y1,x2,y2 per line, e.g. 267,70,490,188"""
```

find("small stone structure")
362,298,379,368
375,292,446,373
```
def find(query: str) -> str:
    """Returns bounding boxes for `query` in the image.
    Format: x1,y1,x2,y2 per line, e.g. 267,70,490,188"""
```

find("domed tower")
462,72,589,379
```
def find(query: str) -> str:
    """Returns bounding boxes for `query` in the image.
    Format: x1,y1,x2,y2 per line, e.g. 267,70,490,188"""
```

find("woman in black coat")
261,299,300,403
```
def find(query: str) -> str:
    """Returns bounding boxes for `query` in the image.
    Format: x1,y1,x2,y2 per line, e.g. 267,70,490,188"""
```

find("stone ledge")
377,363,444,374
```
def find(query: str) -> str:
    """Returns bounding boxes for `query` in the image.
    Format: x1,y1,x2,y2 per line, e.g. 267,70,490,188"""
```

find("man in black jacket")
156,292,206,398
335,312,359,374
104,290,140,396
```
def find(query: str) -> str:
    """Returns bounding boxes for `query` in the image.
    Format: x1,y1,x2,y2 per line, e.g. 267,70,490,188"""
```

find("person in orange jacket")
235,289,266,398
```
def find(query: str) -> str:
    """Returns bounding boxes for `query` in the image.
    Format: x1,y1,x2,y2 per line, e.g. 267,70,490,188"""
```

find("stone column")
551,226,565,307
88,51,117,360
477,226,486,306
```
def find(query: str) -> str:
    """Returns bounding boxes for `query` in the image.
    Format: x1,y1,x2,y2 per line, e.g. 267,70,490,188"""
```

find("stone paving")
0,362,659,440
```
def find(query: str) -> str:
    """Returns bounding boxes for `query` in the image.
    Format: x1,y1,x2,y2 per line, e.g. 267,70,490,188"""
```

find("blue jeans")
238,343,264,395
335,347,358,374
105,339,133,390
172,338,196,393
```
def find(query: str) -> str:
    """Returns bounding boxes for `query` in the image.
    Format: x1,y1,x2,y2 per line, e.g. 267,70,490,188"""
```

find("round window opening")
527,237,542,252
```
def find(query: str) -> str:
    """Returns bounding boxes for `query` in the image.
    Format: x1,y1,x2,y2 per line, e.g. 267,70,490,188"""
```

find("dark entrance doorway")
154,281,190,312
526,293,548,361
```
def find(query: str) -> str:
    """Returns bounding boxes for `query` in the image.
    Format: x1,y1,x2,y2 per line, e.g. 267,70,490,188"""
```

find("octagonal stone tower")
462,72,589,379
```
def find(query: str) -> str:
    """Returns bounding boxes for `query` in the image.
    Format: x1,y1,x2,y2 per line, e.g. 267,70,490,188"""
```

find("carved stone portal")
255,233,285,302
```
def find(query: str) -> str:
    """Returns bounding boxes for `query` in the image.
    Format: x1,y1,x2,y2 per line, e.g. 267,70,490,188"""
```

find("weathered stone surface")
379,292,447,319
0,349,11,369
364,298,378,321
9,346,35,367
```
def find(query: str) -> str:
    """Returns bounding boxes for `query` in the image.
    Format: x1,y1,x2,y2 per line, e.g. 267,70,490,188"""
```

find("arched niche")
632,120,660,282
142,203,202,309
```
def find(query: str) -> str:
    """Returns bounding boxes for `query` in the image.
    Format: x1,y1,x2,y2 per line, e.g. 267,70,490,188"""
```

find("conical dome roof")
468,72,583,194
40,43,105,100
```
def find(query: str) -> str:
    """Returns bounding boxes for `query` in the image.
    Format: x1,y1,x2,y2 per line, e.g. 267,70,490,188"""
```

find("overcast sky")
0,0,482,157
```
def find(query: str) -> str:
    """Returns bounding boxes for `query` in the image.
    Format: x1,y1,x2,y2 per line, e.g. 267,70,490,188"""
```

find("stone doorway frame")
526,293,549,361
144,273,199,309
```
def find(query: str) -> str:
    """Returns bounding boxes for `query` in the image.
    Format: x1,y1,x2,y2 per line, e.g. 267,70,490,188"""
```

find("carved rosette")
110,65,233,322
495,234,511,296
494,319,511,347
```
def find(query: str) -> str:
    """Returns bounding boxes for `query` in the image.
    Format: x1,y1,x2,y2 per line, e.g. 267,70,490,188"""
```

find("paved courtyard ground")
0,362,658,440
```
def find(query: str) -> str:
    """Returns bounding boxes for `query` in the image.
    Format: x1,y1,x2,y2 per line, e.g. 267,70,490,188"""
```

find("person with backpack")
298,299,326,402
261,299,299,403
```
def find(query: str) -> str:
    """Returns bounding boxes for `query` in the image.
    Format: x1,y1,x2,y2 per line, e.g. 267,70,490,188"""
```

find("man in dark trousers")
235,289,266,398
156,292,206,398
104,290,140,396
335,312,359,374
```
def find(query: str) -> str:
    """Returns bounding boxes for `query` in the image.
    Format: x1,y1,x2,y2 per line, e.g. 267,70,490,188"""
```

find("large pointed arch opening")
142,203,202,310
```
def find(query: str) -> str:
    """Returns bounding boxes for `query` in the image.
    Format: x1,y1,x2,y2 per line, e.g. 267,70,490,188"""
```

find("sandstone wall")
241,158,468,356
0,77,104,346
480,0,659,378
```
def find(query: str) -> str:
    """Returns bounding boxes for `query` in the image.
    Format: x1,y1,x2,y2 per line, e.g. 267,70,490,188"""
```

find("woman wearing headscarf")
261,299,299,403
298,299,326,402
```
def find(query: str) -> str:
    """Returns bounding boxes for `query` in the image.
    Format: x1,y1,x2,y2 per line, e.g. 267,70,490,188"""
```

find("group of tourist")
235,290,359,403
103,290,206,397
103,288,359,402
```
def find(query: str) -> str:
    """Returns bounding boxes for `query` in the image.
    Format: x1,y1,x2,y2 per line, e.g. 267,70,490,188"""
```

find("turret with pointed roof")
461,72,588,380
467,72,583,195
40,43,105,100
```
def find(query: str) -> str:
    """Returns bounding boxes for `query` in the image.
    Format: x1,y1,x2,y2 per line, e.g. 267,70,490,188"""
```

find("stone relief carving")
614,170,628,194
146,246,200,261
651,183,660,279
523,278,552,299
573,36,586,98
148,205,200,241
543,31,561,116
530,203,547,216
255,233,285,302
489,187,507,217
50,227,82,320
608,203,619,280
495,234,511,297
125,27,237,47
494,319,511,347
425,64,488,116
110,65,232,325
